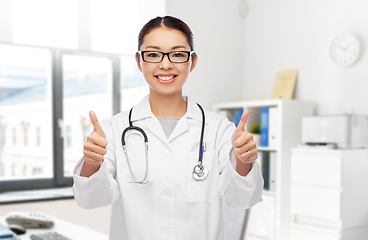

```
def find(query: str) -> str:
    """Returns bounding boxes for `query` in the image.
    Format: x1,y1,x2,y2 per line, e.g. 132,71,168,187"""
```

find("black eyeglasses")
137,51,195,63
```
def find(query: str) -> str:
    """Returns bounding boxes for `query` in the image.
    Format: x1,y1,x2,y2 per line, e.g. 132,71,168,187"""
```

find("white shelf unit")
213,99,314,240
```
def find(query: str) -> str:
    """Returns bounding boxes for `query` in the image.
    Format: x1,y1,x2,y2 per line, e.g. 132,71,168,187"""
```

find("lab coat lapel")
168,96,208,142
146,117,171,146
167,114,188,142
130,95,170,147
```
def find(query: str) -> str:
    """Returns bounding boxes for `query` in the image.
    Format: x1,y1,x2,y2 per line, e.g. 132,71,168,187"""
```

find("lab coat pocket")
121,131,152,183
186,150,219,203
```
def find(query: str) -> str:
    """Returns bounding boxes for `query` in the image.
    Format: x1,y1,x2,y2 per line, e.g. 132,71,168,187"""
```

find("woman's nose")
159,55,172,69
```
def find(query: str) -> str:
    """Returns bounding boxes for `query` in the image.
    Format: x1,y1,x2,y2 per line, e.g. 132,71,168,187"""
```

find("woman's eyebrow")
145,45,160,50
171,45,187,50
145,45,187,50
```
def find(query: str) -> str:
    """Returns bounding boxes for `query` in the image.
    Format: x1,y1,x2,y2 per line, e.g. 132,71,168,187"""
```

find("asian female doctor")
72,16,264,240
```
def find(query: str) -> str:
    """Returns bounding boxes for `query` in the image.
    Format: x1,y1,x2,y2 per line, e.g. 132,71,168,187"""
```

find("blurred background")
0,0,368,239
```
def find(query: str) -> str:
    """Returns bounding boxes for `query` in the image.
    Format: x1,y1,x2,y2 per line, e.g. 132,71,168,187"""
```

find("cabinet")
213,99,314,240
290,148,368,240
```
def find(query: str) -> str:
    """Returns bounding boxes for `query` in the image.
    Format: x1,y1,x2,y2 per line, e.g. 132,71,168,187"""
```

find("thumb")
235,110,249,133
89,110,105,138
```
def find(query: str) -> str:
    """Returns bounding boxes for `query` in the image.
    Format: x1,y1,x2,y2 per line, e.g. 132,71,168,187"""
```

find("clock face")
330,34,361,67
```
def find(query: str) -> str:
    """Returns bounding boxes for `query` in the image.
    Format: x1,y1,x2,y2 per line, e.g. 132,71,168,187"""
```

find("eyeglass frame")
137,50,195,63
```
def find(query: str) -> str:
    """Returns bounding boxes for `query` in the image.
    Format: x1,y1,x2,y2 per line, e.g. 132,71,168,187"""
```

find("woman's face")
136,27,197,96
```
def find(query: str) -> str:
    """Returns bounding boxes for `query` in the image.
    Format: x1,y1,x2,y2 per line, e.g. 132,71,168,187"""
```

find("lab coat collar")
130,95,208,144
130,94,209,124
129,95,154,122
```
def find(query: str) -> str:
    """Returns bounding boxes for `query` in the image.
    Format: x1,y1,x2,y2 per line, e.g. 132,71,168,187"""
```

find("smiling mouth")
156,75,177,81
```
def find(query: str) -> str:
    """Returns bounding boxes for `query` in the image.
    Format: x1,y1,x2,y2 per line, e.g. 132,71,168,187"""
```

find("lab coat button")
165,229,174,236
164,190,173,198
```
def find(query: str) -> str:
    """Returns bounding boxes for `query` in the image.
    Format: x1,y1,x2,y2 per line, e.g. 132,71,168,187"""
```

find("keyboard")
30,232,72,240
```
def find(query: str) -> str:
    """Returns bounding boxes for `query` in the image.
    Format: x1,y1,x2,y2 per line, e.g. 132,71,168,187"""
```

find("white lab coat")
72,95,263,240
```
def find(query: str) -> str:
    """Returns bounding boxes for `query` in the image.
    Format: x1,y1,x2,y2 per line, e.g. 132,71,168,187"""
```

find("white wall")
242,0,368,115
166,0,245,110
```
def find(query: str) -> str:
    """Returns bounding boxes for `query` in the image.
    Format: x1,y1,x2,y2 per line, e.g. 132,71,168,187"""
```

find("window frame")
0,44,122,192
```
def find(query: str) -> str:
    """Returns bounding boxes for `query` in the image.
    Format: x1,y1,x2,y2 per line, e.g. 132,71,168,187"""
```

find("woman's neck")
149,90,187,118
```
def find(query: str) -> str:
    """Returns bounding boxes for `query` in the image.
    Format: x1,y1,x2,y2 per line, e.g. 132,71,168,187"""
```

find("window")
12,128,16,145
62,54,113,177
36,127,41,147
0,44,53,183
12,164,16,177
0,122,5,148
32,167,42,176
65,126,71,148
23,127,28,146
83,125,89,146
0,44,149,192
0,0,162,193
0,165,4,177
120,56,148,111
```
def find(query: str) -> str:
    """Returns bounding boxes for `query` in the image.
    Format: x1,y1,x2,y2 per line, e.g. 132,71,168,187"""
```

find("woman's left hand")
231,110,258,164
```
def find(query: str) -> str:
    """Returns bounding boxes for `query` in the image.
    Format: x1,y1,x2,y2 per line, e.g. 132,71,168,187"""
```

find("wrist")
81,159,101,178
236,157,253,165
235,158,252,176
83,159,103,171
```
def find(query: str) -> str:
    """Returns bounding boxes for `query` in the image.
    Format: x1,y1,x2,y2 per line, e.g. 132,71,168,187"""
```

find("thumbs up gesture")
231,110,258,164
83,111,108,166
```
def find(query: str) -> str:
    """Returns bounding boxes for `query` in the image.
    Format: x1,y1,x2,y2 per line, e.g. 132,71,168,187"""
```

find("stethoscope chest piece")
192,164,209,180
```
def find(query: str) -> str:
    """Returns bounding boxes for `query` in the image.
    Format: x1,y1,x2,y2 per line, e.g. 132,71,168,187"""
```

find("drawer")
291,185,341,221
290,224,340,240
246,194,275,239
291,152,342,187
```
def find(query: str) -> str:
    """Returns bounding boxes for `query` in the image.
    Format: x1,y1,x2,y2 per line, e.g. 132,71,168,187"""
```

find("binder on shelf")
232,108,243,127
232,110,239,126
268,107,278,148
260,107,269,147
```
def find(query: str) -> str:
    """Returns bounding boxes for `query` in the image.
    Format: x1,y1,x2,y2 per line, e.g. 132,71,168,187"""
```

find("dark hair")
138,16,194,52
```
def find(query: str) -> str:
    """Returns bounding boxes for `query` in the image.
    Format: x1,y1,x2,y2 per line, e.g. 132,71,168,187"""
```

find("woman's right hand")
82,111,107,168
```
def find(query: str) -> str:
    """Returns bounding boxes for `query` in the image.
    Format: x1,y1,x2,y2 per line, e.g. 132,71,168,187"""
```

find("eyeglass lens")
143,51,189,63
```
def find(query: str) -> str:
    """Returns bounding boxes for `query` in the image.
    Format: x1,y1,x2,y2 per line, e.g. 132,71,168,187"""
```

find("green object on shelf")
250,123,261,134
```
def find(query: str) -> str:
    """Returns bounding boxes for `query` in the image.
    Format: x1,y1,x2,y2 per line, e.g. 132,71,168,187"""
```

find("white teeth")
157,75,175,81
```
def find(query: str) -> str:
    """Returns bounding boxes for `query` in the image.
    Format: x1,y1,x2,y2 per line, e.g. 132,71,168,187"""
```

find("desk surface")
0,188,74,205
0,217,108,240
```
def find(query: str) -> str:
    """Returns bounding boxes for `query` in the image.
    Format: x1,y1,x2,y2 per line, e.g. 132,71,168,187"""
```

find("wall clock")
330,33,361,67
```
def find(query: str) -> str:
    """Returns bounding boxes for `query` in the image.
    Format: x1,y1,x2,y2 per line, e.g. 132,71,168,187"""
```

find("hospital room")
0,0,368,239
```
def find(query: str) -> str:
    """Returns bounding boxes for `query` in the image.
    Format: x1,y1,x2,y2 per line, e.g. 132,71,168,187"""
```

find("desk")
0,217,108,240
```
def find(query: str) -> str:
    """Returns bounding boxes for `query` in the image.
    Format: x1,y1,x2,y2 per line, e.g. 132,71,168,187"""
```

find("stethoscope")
121,103,208,184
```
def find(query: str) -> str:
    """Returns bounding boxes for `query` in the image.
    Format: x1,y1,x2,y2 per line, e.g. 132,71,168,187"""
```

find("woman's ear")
190,53,198,73
135,52,143,72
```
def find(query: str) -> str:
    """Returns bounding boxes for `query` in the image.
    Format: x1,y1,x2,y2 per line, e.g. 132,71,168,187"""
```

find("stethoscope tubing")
196,103,205,166
121,108,149,184
122,102,207,183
